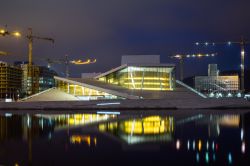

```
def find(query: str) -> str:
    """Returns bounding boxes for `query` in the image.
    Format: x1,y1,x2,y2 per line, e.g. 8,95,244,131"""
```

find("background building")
21,64,40,96
15,62,57,97
39,66,57,92
195,64,240,97
208,64,219,76
0,62,22,100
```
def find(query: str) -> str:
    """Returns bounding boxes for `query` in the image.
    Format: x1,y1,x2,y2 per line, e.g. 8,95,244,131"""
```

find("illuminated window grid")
122,116,174,135
56,80,118,98
99,67,174,91
68,114,110,126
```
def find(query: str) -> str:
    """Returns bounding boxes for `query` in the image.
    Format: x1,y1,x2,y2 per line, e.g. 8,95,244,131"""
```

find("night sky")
0,0,250,78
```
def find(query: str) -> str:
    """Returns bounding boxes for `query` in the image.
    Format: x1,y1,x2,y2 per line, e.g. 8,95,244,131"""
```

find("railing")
176,80,207,98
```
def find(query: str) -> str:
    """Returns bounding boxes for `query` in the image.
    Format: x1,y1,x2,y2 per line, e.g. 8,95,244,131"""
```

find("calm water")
0,110,249,166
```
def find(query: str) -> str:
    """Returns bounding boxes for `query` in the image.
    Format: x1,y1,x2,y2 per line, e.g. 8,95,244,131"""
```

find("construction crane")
27,28,54,66
46,55,96,78
195,36,249,92
0,25,21,37
171,53,217,81
25,28,54,95
0,51,8,56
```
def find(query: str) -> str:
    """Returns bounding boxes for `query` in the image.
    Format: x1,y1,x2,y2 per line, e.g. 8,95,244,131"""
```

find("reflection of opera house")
99,116,174,144
49,55,204,101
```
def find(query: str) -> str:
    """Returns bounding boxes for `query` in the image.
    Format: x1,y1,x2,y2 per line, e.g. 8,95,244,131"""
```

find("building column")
73,85,76,96
67,83,70,94
169,72,172,90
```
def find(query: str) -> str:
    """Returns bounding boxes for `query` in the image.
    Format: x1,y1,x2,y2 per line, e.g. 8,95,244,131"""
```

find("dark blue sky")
0,0,250,78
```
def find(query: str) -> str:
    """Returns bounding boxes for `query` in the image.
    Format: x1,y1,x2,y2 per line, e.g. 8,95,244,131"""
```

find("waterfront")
0,110,249,166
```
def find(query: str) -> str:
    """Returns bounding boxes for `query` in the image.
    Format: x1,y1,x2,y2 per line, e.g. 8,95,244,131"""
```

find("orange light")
198,140,202,151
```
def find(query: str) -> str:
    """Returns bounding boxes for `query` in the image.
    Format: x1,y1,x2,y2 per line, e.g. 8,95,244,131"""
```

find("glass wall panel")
55,80,121,100
98,66,175,91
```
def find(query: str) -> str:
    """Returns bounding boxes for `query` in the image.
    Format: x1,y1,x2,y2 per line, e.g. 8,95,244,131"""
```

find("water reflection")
0,112,249,165
98,116,174,144
174,114,248,165
70,135,97,146
0,113,116,141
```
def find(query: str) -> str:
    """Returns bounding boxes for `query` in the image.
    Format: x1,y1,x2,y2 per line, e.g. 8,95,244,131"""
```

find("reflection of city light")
212,141,215,151
123,116,174,135
193,140,196,150
198,140,202,151
27,116,31,128
196,153,200,162
5,113,12,117
70,135,97,146
241,142,245,154
68,114,112,126
213,153,216,161
94,137,97,146
205,152,209,163
241,129,244,140
98,116,174,145
176,139,180,150
219,115,240,127
216,124,220,135
187,140,190,150
206,141,209,150
228,153,232,164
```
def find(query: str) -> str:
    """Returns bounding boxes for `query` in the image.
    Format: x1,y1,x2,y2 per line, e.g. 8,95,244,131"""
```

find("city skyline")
0,0,250,77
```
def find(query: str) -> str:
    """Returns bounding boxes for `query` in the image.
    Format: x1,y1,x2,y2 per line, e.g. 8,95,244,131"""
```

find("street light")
0,51,8,55
0,28,21,38
12,31,21,37
0,29,6,34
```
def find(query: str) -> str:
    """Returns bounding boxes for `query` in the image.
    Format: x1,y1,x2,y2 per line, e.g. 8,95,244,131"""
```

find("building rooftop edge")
94,63,175,79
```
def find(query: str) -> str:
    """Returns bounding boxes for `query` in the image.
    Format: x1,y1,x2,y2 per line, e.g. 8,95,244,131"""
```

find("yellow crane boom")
171,53,217,81
27,28,54,66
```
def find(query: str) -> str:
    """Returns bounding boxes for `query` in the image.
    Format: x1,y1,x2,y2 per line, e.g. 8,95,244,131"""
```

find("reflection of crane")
195,36,249,92
46,55,96,78
170,53,217,81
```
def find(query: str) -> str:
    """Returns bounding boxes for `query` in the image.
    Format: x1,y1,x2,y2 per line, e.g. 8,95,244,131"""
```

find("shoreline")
0,98,249,111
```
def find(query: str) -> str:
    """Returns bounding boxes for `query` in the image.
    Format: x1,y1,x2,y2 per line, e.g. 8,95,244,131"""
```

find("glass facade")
56,79,121,100
98,66,175,91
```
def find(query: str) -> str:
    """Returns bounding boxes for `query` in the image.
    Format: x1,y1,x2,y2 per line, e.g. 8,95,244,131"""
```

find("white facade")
81,73,102,79
121,55,160,65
